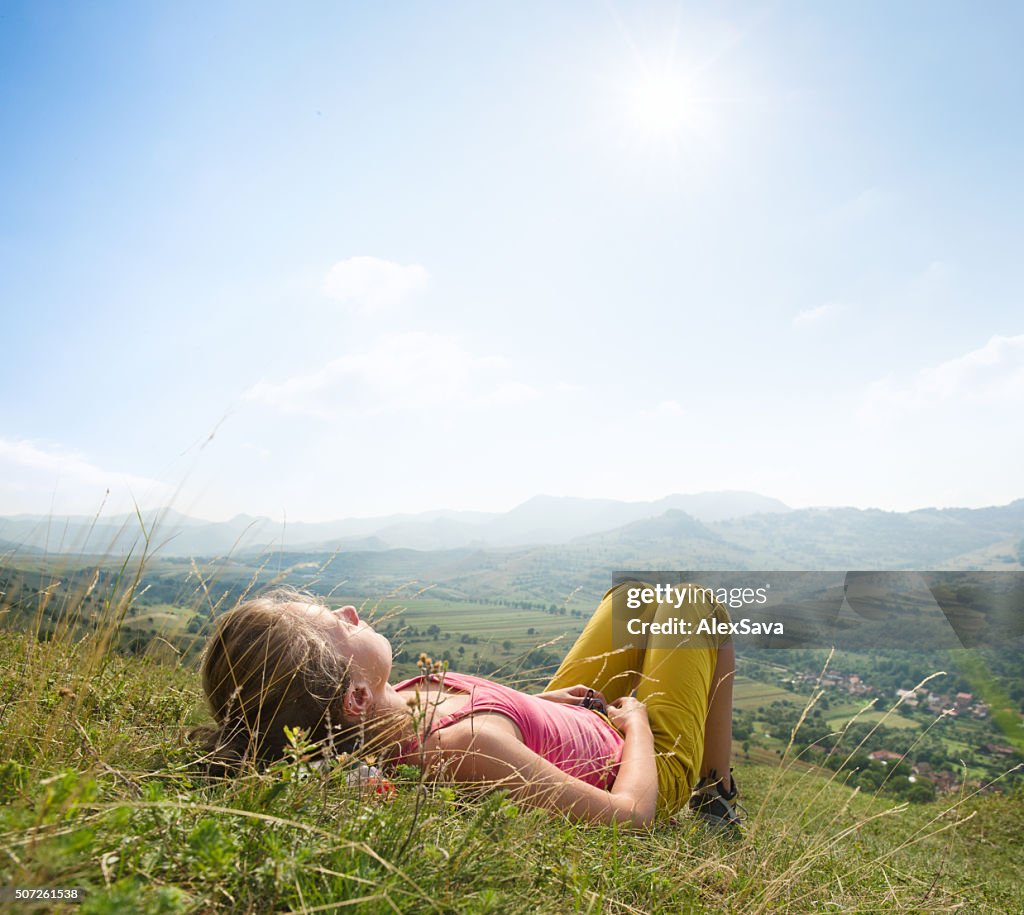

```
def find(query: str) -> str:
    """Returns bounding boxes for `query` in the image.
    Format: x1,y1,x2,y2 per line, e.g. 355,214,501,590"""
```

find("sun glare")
624,71,697,140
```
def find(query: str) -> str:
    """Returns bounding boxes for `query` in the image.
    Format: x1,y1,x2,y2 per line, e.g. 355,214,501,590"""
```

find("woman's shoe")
689,769,744,833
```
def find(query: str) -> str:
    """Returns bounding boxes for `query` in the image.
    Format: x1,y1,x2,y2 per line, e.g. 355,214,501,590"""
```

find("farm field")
124,603,190,632
354,597,583,644
732,676,802,711
349,596,588,681
826,709,920,731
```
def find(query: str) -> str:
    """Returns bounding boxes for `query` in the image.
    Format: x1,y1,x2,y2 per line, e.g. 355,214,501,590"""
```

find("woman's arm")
535,684,606,708
421,698,657,828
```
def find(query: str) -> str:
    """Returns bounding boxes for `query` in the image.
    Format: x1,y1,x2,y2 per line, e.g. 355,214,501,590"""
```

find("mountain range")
0,491,789,556
1,492,1021,578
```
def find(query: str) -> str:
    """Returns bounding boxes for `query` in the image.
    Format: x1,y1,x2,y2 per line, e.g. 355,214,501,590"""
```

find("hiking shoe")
689,769,744,833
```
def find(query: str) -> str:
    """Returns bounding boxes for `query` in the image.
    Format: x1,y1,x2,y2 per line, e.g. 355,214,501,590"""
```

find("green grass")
826,710,920,731
2,566,1022,913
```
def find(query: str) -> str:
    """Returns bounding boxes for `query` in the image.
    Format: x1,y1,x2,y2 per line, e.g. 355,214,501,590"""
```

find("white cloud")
244,332,537,417
793,303,843,328
859,333,1024,424
0,438,171,512
322,256,429,310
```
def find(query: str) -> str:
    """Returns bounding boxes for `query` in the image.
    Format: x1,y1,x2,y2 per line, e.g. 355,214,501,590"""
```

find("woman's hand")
606,696,650,735
537,685,607,707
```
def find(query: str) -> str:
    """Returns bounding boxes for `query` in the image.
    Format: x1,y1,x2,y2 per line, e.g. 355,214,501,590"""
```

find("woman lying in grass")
195,581,741,831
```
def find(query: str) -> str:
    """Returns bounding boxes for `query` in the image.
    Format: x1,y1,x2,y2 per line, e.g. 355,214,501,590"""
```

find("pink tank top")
394,672,623,788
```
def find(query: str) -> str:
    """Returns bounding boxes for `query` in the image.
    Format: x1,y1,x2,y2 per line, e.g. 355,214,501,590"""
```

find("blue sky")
2,1,1022,521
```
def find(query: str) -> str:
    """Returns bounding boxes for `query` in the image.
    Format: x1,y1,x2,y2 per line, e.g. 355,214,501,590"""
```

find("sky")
1,1,1022,522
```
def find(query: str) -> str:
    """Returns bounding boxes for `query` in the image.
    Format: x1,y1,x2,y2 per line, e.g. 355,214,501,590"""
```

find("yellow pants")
545,580,726,813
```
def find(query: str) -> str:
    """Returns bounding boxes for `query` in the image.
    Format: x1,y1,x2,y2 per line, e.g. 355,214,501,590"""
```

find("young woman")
196,581,741,830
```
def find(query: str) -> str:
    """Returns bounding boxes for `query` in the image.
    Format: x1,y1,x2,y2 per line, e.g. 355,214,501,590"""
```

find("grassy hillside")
2,624,1022,913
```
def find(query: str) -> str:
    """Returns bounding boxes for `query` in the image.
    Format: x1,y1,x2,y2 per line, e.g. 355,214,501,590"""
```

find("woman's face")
289,602,393,690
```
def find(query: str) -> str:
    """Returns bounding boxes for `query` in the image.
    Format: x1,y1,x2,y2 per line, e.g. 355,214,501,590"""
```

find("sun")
623,70,698,141
595,44,725,179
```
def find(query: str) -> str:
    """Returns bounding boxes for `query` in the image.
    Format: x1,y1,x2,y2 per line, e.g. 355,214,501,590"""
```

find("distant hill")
0,491,787,556
655,491,789,522
466,491,788,546
577,509,721,545
0,538,45,557
707,500,1024,569
423,500,1024,601
1,496,1020,581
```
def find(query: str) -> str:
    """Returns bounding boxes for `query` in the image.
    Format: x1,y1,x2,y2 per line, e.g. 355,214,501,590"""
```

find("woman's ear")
343,683,372,719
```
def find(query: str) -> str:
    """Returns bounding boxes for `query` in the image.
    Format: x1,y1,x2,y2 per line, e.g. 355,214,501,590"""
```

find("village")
781,665,1020,796
791,667,991,721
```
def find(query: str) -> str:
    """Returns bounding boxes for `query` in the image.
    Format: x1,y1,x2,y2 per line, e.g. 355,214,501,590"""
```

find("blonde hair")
194,589,357,773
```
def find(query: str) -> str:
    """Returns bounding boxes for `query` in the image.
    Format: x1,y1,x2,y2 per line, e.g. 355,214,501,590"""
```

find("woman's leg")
632,590,723,812
699,639,736,793
544,580,650,701
547,581,734,813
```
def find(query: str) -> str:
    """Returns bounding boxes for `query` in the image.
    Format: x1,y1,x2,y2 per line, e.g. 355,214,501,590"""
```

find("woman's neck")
365,680,468,766
361,684,416,763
